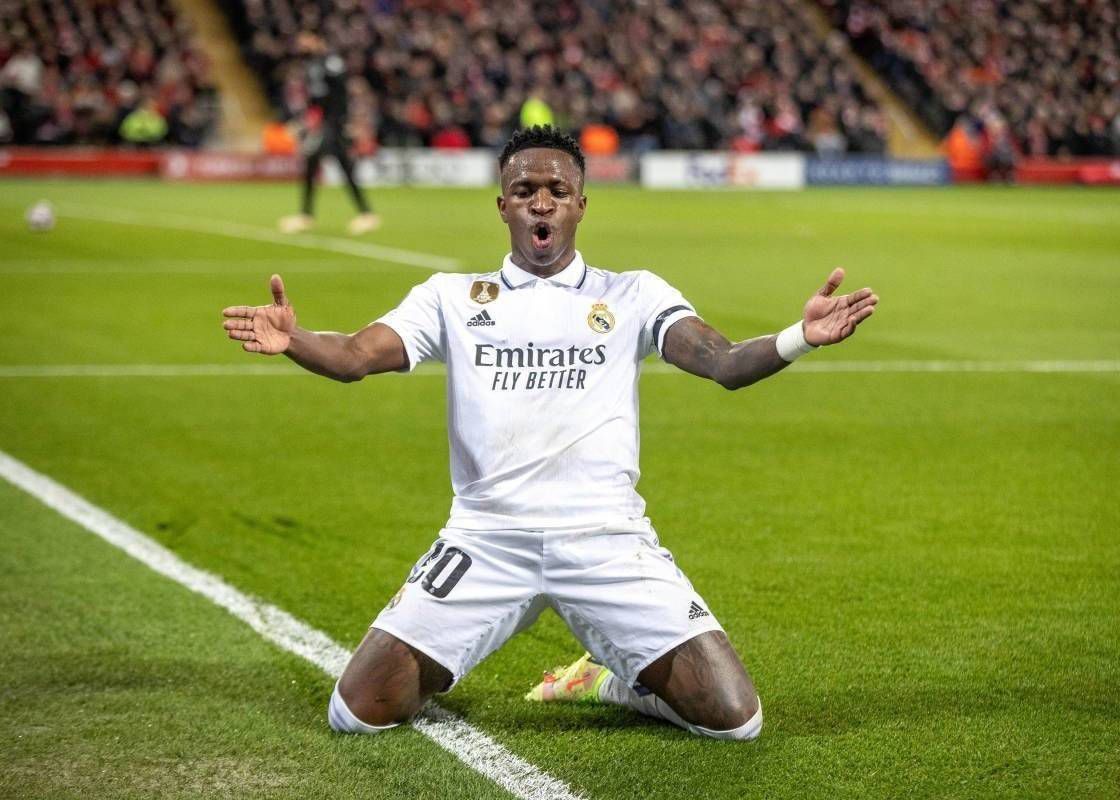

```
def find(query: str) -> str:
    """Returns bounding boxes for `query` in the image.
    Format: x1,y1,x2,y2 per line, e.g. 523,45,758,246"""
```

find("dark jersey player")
279,33,379,236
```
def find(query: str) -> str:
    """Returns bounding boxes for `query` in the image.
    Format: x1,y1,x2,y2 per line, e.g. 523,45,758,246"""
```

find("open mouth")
531,222,554,251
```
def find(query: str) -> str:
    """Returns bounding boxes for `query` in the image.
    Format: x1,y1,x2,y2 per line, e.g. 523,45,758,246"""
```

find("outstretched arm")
222,274,408,382
662,268,877,390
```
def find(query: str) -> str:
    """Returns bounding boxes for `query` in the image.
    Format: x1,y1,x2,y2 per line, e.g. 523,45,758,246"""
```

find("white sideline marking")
56,204,462,272
0,360,1118,378
0,450,583,800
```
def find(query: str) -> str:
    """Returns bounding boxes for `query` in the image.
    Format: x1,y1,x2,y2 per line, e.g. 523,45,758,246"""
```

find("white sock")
598,672,690,729
327,683,400,734
598,673,763,740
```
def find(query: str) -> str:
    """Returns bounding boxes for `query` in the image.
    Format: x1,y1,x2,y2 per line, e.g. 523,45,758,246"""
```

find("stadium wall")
2,148,1117,187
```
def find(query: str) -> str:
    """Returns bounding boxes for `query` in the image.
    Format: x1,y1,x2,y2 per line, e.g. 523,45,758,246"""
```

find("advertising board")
641,152,806,190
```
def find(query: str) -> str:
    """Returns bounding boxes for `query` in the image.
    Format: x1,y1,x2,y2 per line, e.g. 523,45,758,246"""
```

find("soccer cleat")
278,214,313,233
524,652,611,703
348,212,382,235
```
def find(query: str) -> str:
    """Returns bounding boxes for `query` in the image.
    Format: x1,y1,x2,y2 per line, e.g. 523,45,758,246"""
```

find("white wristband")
775,321,818,362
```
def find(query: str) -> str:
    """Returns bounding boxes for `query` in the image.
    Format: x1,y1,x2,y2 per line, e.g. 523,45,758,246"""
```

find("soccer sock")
597,673,763,740
597,672,690,729
327,682,399,734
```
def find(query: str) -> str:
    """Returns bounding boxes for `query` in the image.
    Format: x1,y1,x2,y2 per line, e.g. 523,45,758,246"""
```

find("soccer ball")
26,200,56,232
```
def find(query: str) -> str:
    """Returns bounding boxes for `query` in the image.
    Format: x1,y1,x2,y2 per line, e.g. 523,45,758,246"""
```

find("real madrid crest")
587,302,615,334
470,280,499,305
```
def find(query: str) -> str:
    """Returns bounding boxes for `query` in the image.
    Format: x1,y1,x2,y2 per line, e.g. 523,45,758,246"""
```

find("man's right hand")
222,274,297,355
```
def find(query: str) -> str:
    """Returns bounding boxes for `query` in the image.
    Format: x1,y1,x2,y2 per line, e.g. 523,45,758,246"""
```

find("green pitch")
0,180,1117,799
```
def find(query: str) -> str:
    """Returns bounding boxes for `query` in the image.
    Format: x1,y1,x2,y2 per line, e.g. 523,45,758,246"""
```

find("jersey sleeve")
374,274,447,372
638,271,698,359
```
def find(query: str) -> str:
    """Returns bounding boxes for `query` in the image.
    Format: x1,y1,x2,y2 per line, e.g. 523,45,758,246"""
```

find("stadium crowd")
224,0,888,155
0,0,218,146
820,0,1120,157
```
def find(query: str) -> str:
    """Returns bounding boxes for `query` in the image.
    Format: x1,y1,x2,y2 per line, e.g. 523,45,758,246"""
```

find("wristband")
775,321,818,362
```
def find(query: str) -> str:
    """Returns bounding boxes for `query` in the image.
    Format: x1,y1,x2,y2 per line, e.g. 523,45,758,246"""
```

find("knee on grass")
688,698,763,742
327,683,403,734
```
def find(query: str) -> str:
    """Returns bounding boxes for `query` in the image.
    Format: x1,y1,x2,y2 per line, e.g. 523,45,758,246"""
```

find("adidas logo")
467,309,496,327
688,601,710,620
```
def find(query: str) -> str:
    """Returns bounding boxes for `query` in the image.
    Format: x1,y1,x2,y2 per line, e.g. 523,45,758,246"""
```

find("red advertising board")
160,151,300,180
952,157,1120,185
0,148,160,176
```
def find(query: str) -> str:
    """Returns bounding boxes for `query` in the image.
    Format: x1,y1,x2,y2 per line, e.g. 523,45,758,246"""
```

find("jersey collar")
499,251,587,290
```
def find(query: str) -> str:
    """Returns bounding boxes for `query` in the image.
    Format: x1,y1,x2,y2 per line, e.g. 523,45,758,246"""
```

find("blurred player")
279,32,379,236
223,126,878,740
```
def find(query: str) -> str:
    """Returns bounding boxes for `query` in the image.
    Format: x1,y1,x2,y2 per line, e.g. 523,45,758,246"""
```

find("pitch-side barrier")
2,147,1117,187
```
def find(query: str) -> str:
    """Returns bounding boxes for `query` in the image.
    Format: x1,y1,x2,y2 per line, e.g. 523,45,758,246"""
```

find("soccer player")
222,126,878,741
278,32,380,236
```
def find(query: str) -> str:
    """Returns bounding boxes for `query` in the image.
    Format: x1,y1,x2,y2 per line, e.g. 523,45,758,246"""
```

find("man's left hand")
803,268,878,346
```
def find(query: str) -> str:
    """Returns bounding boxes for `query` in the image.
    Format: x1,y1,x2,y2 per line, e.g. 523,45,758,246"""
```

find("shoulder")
580,265,683,312
598,267,679,296
628,269,675,288
588,264,672,285
580,263,654,293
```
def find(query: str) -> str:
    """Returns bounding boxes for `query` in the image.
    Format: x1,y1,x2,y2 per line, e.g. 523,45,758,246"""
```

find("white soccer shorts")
371,524,724,689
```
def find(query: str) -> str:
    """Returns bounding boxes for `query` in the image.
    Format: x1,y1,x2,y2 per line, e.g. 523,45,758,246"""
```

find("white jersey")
377,251,697,530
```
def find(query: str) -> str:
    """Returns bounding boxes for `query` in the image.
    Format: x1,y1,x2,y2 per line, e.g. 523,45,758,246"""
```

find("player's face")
497,148,587,274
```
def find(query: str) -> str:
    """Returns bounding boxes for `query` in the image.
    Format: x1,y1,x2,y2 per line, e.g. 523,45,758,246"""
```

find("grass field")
1,180,1118,800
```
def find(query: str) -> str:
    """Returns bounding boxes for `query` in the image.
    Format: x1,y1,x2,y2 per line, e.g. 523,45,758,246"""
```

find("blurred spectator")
982,112,1017,183
0,43,44,141
808,106,846,156
942,116,985,175
222,0,888,154
262,118,297,154
120,94,168,145
819,0,1120,157
431,123,471,149
581,123,620,156
0,0,218,147
520,89,554,130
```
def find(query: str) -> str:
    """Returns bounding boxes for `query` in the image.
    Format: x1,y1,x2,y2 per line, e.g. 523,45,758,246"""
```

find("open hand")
803,268,878,346
222,274,296,354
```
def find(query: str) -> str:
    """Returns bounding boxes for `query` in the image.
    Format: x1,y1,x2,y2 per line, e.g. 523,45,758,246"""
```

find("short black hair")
498,125,585,175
